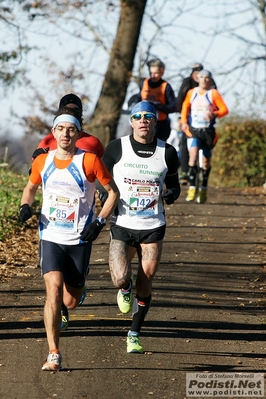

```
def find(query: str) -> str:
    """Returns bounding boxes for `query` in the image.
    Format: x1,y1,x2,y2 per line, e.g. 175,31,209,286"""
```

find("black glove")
32,147,49,160
80,219,104,242
19,204,33,222
98,190,108,207
162,189,176,205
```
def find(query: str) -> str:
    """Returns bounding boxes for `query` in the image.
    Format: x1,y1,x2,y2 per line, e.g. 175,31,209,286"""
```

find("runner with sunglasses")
99,101,180,353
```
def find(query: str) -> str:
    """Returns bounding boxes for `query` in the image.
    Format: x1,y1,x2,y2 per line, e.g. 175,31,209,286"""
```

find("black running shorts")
188,126,218,149
110,224,166,248
40,240,92,288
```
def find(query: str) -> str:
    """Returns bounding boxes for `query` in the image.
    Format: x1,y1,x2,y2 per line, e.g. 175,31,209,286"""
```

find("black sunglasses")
131,113,155,121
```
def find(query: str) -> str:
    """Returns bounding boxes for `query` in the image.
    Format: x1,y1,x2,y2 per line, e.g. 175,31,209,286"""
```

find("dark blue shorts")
40,240,92,289
110,225,166,248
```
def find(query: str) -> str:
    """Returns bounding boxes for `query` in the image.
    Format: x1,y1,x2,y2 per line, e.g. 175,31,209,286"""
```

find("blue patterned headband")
130,101,157,118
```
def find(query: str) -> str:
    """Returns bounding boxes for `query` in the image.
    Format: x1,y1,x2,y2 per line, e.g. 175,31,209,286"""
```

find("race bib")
127,185,159,217
192,107,209,127
42,194,79,231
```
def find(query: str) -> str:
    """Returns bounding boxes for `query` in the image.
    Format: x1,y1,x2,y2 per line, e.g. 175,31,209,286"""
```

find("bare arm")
20,180,40,206
80,178,119,242
98,179,120,220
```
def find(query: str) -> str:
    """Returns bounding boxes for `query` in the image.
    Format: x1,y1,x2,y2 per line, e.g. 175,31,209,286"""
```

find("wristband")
96,216,106,226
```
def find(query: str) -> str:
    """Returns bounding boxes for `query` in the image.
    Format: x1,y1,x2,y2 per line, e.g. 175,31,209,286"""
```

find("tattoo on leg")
109,239,132,288
141,243,162,262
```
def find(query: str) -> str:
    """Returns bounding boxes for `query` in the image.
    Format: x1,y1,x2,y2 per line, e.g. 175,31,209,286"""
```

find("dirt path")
0,186,265,399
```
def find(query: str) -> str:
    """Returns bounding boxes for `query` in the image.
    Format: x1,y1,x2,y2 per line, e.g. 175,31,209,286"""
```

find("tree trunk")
88,0,147,146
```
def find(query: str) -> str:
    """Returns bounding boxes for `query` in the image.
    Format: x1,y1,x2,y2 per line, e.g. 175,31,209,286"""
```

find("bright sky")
1,0,265,138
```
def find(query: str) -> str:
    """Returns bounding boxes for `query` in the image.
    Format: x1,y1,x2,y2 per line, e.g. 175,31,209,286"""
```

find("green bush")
210,115,266,187
0,168,42,241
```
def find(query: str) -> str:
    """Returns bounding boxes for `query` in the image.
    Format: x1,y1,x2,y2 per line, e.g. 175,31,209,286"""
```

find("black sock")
130,294,151,333
188,166,198,187
201,167,211,187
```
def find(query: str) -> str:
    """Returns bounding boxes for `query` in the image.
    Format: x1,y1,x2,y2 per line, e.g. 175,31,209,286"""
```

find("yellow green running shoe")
117,288,133,314
127,333,143,353
197,188,207,204
186,187,197,202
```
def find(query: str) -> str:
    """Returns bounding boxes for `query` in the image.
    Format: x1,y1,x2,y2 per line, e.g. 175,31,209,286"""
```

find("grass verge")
0,167,42,241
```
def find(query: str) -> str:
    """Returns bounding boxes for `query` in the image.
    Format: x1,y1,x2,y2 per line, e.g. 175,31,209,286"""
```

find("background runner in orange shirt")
181,70,229,203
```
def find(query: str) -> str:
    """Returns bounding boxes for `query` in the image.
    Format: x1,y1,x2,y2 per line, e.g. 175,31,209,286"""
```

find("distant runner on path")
180,70,229,204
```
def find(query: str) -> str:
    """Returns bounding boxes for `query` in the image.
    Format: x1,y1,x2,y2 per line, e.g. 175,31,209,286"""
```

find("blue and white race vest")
189,87,215,128
39,149,95,244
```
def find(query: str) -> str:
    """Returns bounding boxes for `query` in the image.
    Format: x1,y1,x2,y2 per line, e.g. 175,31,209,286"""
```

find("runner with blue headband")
98,100,181,354
19,106,119,371
130,101,157,118
53,114,81,131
